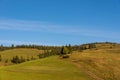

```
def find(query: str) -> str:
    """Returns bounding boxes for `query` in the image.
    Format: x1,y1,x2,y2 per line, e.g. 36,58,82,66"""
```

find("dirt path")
72,60,104,80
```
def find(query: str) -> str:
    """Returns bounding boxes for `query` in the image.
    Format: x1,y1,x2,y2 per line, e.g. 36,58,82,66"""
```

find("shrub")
62,55,69,58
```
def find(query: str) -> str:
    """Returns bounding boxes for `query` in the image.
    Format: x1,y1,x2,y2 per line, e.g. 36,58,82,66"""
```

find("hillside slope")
0,56,92,80
0,42,120,80
0,48,44,63
69,44,120,80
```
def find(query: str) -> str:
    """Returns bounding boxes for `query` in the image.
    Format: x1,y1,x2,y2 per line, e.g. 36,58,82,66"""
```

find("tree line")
0,42,117,52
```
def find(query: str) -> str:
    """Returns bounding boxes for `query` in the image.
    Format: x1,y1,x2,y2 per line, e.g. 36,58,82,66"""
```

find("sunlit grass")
0,48,44,63
0,56,92,80
70,46,120,80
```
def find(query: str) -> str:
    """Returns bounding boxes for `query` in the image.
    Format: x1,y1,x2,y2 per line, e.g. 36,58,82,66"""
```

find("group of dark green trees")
0,43,97,52
11,56,37,64
60,45,72,58
11,56,25,64
0,42,117,52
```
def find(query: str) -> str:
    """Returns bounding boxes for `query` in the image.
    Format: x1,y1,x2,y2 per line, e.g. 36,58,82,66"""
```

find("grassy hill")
69,43,120,80
0,56,92,80
0,42,120,80
0,48,44,65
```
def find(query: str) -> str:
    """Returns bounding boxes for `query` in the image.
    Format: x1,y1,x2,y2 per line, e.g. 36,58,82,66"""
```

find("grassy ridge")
0,48,44,63
70,46,120,80
0,56,92,80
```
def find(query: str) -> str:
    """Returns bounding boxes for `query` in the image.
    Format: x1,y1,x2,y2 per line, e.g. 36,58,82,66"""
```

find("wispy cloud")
0,39,39,45
0,18,119,39
0,19,50,31
0,39,60,46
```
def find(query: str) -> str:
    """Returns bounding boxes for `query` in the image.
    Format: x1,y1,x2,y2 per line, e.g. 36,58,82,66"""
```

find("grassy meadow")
0,56,92,80
69,43,120,80
0,48,44,65
0,43,120,80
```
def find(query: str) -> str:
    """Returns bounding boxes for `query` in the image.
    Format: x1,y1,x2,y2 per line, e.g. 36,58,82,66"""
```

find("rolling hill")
69,43,120,80
0,56,92,80
0,48,44,65
0,42,120,80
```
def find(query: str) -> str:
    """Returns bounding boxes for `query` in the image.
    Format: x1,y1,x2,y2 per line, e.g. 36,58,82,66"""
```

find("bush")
62,55,69,58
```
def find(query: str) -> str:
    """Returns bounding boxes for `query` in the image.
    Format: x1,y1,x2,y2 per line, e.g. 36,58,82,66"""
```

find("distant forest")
0,42,117,52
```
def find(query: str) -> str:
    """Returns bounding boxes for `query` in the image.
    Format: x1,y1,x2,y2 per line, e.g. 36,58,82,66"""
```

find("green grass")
0,56,92,80
0,43,120,80
0,48,44,63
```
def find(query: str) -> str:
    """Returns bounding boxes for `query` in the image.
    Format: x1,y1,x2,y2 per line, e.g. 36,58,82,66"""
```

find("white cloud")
0,40,37,45
0,18,119,39
0,39,61,46
0,19,49,31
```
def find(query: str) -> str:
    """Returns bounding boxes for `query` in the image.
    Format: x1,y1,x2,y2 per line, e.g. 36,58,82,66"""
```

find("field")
0,56,92,80
69,43,120,80
0,43,120,80
0,48,44,65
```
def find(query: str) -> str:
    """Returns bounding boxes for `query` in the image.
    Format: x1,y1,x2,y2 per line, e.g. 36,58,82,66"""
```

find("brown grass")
69,43,120,80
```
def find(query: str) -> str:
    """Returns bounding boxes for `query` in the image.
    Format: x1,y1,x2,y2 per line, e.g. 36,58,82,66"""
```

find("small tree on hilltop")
61,46,70,58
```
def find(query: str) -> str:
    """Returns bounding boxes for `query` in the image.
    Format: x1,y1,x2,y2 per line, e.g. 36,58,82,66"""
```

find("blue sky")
0,0,120,46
